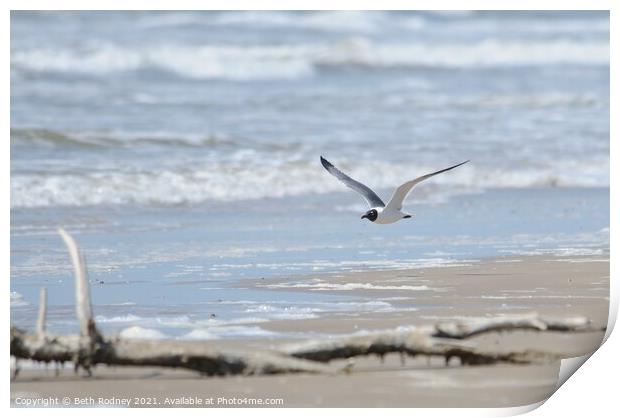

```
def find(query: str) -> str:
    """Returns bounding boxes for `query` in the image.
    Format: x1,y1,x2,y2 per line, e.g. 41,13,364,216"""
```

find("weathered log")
432,314,594,339
284,314,603,364
10,327,333,376
12,312,598,374
284,328,465,363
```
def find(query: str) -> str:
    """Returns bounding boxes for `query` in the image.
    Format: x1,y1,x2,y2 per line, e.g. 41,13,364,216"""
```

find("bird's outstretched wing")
384,160,469,211
320,156,385,208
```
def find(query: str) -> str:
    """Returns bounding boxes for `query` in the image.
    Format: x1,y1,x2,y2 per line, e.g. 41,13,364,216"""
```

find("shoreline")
11,253,609,407
231,252,609,333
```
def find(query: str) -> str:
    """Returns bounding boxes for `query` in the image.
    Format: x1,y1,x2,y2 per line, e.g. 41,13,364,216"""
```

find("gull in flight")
320,156,469,224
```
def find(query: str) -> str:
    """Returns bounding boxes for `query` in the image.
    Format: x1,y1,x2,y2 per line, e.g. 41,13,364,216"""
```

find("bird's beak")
361,214,368,220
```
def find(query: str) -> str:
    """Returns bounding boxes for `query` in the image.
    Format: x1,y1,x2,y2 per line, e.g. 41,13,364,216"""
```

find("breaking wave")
10,157,609,208
11,38,609,81
10,128,302,150
130,11,611,37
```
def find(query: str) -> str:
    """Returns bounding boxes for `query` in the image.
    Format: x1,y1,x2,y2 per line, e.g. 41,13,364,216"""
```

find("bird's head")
361,209,378,222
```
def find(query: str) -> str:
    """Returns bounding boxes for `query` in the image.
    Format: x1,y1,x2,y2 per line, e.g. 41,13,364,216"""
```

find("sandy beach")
11,254,609,407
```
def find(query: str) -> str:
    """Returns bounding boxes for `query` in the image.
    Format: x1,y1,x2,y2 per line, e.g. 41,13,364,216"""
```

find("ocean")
10,11,609,339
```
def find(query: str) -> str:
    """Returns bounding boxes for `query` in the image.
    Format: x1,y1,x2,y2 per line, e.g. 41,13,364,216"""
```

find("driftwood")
10,230,606,378
284,314,599,365
35,288,47,339
433,315,593,339
58,228,101,341
10,327,333,376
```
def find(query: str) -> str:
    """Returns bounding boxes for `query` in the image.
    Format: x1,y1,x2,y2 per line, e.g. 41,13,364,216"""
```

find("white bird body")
371,207,411,224
320,156,468,225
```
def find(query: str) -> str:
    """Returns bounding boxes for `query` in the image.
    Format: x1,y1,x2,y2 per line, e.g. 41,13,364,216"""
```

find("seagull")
320,156,469,224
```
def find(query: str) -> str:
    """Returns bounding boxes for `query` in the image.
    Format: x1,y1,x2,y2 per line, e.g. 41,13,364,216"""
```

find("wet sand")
11,254,609,407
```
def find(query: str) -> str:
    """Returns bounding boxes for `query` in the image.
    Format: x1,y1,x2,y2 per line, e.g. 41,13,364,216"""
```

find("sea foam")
10,157,610,208
12,38,609,81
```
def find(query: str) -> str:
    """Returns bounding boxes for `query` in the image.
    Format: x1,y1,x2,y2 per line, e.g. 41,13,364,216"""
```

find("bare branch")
36,288,47,339
58,228,100,341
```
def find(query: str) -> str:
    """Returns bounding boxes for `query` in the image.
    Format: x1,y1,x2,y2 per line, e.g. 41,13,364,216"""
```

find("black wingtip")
320,156,332,170
453,160,470,169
